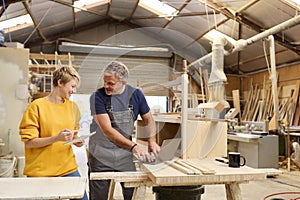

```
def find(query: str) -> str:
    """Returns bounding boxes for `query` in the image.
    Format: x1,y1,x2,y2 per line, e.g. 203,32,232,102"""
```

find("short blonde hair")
52,66,80,87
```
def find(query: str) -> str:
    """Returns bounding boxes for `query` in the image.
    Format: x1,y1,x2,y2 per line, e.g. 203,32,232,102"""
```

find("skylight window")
74,0,109,12
139,0,178,20
203,29,237,44
0,14,33,33
281,0,300,9
288,0,300,5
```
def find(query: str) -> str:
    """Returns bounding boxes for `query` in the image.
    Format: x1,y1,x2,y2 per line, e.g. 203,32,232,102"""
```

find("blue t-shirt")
90,85,150,121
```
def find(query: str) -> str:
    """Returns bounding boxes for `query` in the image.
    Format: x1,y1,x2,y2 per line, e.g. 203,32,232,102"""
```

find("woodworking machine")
230,121,269,135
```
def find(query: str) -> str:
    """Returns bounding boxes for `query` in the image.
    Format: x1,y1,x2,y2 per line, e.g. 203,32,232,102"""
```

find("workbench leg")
225,183,242,200
108,180,116,200
132,185,147,200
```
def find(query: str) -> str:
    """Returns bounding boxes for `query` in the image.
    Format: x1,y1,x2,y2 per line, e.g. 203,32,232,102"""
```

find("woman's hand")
56,129,74,142
72,137,85,147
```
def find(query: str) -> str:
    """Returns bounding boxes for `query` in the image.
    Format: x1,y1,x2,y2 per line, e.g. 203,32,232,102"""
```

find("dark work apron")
89,88,136,172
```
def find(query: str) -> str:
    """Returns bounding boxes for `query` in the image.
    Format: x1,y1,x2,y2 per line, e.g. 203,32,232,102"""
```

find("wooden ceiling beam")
128,0,139,20
22,1,48,42
105,0,111,16
163,0,191,28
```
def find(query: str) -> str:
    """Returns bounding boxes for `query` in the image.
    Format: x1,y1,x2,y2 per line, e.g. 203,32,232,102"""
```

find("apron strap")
105,85,135,113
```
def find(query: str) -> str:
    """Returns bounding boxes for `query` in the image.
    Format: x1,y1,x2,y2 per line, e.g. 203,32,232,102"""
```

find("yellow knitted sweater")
19,97,81,177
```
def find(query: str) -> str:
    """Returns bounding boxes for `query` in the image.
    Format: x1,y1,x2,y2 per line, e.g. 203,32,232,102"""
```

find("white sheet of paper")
65,131,96,145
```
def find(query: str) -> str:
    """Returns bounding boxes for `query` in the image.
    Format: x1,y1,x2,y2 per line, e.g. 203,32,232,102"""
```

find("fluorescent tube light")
0,14,33,33
59,42,172,57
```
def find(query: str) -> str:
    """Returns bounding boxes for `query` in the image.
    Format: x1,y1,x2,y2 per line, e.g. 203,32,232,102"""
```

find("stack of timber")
242,77,300,127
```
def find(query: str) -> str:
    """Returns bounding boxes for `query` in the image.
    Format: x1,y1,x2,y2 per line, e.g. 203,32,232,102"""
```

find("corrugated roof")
0,0,299,75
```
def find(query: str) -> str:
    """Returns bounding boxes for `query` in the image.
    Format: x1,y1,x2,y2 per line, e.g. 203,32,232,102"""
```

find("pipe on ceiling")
188,14,300,69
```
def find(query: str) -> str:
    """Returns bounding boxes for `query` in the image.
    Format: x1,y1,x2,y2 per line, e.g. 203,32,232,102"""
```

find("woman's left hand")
73,140,84,147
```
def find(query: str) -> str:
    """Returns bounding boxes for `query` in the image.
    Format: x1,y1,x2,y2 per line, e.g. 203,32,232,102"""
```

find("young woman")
19,66,88,200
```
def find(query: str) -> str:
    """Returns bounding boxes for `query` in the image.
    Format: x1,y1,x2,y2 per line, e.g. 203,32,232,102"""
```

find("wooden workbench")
91,158,266,200
0,177,86,199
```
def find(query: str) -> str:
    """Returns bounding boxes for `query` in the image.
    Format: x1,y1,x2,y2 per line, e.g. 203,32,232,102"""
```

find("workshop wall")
241,63,300,91
0,48,29,156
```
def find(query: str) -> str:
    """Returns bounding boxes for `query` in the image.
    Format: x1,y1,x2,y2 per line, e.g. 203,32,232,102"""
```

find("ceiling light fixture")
138,0,178,20
0,14,33,33
74,0,109,12
59,42,172,58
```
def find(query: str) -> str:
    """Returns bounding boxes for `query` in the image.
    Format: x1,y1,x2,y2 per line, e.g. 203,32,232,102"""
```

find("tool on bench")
215,157,229,164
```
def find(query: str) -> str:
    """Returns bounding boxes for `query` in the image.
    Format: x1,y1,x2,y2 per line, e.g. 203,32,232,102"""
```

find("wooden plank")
262,86,271,120
249,86,260,121
232,90,241,122
143,159,266,186
293,103,300,125
165,161,196,175
181,160,215,175
174,160,201,175
242,80,253,121
185,121,227,159
90,171,148,182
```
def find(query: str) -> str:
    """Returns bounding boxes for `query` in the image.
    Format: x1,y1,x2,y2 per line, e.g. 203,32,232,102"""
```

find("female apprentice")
19,66,88,200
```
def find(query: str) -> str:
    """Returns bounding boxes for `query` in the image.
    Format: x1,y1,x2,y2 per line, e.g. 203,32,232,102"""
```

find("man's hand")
132,144,156,162
148,141,160,157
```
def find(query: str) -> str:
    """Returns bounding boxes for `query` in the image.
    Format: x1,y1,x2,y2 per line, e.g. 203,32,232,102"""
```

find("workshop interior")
1,0,300,199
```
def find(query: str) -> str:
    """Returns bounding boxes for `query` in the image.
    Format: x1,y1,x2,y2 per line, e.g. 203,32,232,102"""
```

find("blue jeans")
64,170,88,200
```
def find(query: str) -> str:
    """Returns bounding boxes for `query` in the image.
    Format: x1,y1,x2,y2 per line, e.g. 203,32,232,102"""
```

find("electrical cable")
263,191,300,200
262,39,271,75
24,4,52,44
204,0,211,30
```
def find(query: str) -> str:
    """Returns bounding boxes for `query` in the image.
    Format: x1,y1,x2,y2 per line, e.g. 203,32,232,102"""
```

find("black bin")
153,185,205,200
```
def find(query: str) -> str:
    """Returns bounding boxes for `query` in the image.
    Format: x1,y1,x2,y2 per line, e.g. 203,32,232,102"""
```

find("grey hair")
104,61,129,81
